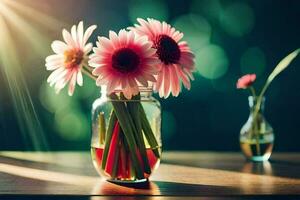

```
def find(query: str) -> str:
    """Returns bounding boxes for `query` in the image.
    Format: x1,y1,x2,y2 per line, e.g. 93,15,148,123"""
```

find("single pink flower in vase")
236,74,256,89
45,21,97,95
237,49,300,162
89,30,162,182
129,18,196,98
237,73,272,161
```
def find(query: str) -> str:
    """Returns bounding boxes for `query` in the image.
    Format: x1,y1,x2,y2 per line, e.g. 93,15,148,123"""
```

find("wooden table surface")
0,151,300,199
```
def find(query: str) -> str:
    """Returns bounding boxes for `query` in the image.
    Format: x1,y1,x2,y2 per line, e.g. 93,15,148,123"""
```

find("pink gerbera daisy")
237,74,256,89
129,18,196,98
45,21,97,96
89,30,159,99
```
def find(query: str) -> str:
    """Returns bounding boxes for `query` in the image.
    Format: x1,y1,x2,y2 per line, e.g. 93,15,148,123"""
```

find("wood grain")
0,151,299,198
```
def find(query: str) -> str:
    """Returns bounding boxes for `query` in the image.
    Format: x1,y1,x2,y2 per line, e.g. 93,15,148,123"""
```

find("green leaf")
267,48,300,84
258,48,300,99
252,49,300,141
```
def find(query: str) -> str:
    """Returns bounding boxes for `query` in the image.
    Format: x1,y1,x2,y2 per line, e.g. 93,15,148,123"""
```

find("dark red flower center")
154,34,181,65
64,49,84,68
112,48,140,73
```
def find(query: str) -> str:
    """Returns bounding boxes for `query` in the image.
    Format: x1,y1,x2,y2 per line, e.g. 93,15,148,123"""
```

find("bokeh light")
39,81,89,141
128,0,169,23
172,14,211,52
219,2,255,37
190,0,223,21
195,44,229,79
55,108,88,141
39,82,72,113
240,47,266,76
74,77,99,101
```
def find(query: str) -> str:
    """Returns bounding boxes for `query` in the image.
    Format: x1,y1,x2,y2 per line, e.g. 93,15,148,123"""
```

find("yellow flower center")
64,49,84,69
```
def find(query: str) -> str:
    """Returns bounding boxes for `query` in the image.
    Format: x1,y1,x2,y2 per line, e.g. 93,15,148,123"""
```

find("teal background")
0,0,299,151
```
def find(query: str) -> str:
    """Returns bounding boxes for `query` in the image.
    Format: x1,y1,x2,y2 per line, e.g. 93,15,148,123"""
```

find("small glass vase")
240,96,274,162
91,88,162,183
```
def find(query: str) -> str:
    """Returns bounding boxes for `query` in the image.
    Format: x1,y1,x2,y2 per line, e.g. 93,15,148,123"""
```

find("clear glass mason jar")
91,87,162,183
240,96,274,162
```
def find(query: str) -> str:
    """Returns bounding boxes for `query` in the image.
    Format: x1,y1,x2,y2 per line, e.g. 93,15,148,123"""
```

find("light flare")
0,0,69,150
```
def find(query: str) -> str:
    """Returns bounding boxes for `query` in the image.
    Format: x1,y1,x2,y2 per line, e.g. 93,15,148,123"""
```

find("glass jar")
91,88,162,183
240,96,274,162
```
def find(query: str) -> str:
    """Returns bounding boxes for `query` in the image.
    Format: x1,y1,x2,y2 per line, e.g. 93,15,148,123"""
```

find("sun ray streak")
0,2,52,57
0,163,97,186
0,12,49,150
2,0,69,31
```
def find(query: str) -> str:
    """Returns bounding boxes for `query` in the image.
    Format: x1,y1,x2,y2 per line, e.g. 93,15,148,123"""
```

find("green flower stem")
119,132,127,177
252,111,261,156
138,104,161,158
105,121,120,176
125,94,151,174
249,86,256,98
111,140,120,178
248,85,260,156
109,93,144,179
101,111,117,170
98,112,106,144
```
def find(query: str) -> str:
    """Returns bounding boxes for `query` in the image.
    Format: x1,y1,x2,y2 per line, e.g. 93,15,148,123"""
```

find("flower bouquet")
45,19,195,182
237,49,299,161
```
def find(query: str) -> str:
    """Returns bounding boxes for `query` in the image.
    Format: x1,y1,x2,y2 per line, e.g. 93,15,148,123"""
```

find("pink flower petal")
99,37,114,51
109,31,120,49
46,60,63,70
162,66,171,98
154,73,163,92
83,25,97,46
51,40,68,54
62,29,76,48
119,29,127,47
47,67,65,83
46,54,64,63
175,64,191,90
172,31,183,42
71,25,78,48
77,21,84,48
170,64,180,96
68,72,77,96
136,75,148,87
77,70,83,86
55,69,74,93
84,43,93,53
49,69,68,87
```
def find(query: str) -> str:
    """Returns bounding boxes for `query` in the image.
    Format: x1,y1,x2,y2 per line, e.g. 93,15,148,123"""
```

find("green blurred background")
0,0,299,151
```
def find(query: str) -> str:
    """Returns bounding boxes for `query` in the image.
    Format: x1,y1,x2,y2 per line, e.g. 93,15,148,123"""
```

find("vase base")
107,178,148,185
247,154,271,162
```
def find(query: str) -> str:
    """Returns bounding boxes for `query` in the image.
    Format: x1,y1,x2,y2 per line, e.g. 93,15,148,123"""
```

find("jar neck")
100,86,153,99
248,96,265,113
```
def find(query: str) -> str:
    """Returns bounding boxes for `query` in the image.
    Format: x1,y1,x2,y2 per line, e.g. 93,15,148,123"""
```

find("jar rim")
248,96,265,101
101,85,153,95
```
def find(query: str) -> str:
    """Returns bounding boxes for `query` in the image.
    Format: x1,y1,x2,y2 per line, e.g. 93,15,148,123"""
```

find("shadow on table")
93,180,240,196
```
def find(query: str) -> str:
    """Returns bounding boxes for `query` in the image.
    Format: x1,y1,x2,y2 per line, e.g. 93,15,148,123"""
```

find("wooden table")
0,151,300,199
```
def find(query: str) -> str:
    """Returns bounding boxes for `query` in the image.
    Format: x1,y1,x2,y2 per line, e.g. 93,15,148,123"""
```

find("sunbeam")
0,1,69,150
2,0,69,31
